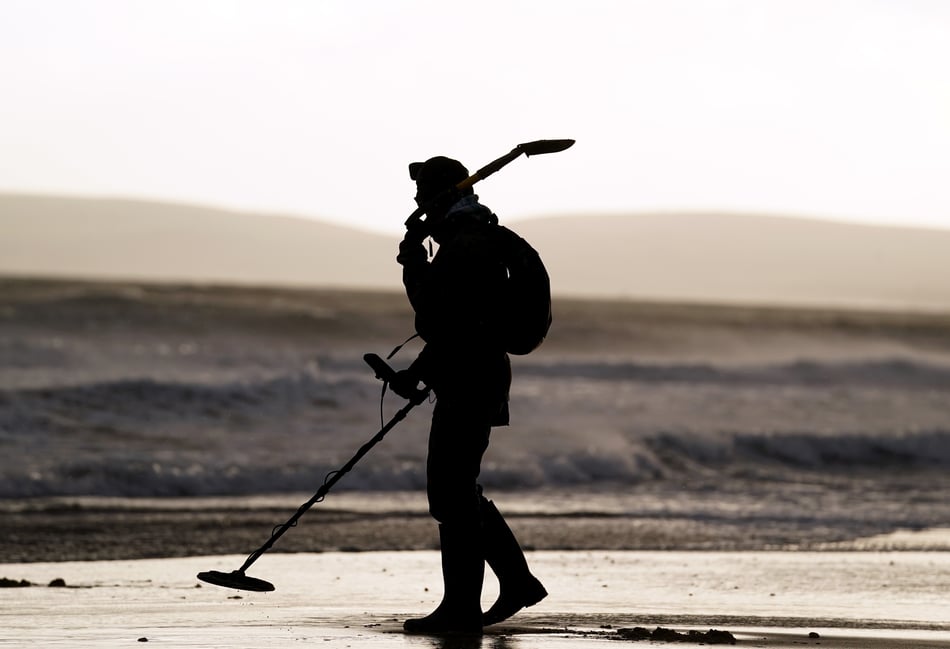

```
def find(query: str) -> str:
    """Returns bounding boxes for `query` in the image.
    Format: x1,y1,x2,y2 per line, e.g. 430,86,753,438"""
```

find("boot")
480,497,548,626
404,523,484,635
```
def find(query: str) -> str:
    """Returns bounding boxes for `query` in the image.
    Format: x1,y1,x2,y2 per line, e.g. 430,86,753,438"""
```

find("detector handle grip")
363,352,430,404
363,353,397,382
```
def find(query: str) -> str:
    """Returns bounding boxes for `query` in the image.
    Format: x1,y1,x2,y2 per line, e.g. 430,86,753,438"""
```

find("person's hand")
389,368,423,400
397,220,429,265
404,217,429,242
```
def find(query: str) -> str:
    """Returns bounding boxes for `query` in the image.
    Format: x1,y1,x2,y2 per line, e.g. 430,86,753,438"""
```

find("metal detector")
405,138,575,228
197,353,428,592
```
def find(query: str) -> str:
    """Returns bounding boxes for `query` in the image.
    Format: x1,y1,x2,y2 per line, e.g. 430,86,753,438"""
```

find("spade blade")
517,139,575,156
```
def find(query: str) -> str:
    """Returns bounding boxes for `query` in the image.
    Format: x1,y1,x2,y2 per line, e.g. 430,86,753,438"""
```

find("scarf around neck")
445,194,498,226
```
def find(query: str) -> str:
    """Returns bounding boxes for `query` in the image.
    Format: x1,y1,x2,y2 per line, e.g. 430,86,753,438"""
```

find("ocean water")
3,279,950,551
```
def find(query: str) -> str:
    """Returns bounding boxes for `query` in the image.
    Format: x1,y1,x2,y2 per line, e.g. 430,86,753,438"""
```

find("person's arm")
396,223,430,314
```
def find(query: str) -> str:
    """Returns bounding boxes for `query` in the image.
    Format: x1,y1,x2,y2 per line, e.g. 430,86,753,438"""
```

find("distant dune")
3,193,950,312
514,212,950,311
0,194,399,291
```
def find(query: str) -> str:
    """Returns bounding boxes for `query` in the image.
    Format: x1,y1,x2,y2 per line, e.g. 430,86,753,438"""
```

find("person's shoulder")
461,220,507,249
438,222,502,264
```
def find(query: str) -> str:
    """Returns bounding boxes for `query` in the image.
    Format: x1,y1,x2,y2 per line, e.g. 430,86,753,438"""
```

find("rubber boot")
403,524,484,635
481,497,548,626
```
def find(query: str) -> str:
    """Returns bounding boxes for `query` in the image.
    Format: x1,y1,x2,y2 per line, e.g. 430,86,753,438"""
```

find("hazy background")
4,194,950,311
2,0,950,308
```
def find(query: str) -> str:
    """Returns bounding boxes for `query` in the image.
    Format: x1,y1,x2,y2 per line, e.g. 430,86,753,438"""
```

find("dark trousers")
421,394,546,628
425,398,492,526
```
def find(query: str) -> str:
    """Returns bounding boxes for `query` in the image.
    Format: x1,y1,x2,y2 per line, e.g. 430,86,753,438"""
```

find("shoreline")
6,505,950,565
5,490,950,563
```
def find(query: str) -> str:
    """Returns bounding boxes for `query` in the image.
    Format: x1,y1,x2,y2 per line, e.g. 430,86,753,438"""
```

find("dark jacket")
399,199,511,424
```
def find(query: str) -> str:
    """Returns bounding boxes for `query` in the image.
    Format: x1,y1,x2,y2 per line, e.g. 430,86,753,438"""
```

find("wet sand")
3,551,949,648
7,490,950,565
4,497,857,564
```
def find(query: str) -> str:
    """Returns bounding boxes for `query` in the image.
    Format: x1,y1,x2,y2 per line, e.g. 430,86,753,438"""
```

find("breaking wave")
2,354,950,497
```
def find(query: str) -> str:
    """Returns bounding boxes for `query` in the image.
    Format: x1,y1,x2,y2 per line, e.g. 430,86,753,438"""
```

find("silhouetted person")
391,156,547,634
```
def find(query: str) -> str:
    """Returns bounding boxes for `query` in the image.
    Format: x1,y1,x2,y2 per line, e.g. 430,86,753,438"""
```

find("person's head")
408,156,472,224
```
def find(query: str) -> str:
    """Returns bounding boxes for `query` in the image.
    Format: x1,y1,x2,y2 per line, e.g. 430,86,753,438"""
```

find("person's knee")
428,486,480,525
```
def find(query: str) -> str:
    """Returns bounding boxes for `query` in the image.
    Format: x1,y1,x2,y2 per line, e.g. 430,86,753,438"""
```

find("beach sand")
3,550,949,648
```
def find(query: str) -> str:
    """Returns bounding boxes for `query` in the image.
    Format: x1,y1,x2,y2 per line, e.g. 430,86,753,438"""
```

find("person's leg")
404,400,490,634
479,492,548,625
424,400,490,526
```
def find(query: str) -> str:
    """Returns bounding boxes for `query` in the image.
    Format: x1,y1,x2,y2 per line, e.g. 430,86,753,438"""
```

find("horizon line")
2,189,949,236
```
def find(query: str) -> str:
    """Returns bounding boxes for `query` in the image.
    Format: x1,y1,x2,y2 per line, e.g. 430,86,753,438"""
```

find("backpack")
494,225,552,355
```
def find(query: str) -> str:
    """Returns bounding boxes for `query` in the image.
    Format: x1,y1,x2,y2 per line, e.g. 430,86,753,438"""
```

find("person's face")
414,181,437,207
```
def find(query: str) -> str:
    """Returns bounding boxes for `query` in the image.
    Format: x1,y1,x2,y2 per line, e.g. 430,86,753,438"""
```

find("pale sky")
1,0,949,235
